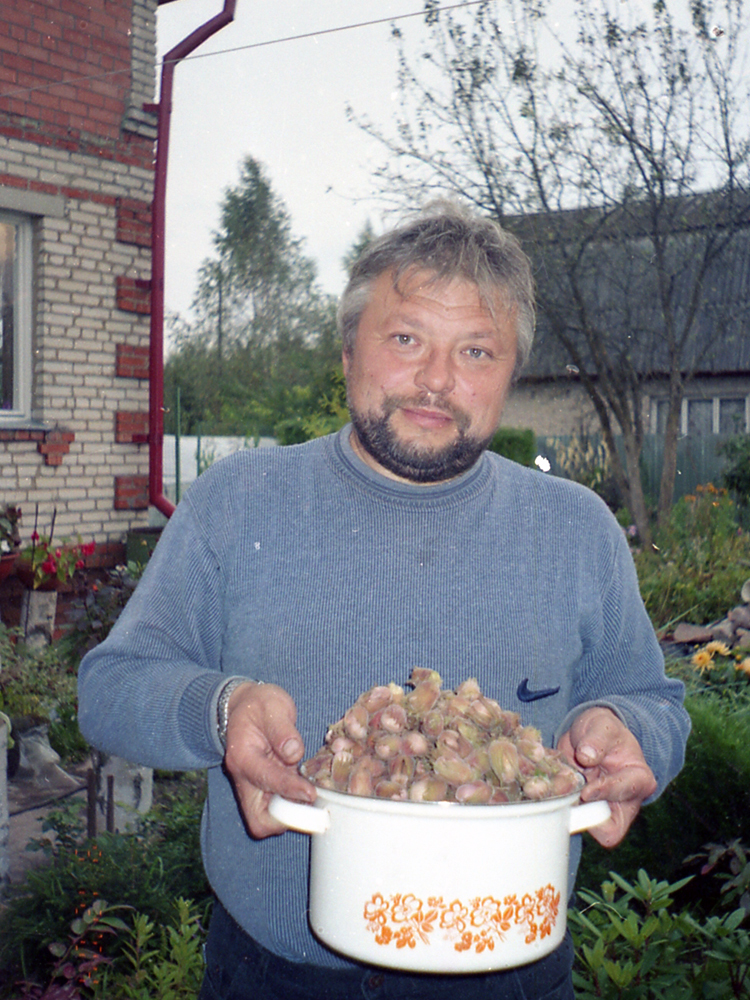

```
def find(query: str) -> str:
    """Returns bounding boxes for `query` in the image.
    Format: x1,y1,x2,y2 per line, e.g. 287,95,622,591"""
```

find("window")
719,398,747,434
0,211,32,422
687,399,713,437
652,394,749,435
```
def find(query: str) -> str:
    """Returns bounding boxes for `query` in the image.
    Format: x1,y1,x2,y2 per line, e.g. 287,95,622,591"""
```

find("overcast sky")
157,0,437,319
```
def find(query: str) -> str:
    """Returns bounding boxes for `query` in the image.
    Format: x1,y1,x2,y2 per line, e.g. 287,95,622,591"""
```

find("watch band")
217,677,259,750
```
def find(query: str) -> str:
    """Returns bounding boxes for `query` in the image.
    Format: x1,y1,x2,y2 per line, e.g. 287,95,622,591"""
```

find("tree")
352,0,750,542
165,157,339,437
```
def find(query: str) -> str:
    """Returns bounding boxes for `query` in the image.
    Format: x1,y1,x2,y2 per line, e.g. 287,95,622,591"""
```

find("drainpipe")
146,0,238,518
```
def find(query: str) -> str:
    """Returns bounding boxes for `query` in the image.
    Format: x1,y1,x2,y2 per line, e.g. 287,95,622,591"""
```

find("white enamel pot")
269,787,610,973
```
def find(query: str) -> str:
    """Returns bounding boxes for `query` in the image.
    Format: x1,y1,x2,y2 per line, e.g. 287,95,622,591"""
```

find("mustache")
382,393,471,432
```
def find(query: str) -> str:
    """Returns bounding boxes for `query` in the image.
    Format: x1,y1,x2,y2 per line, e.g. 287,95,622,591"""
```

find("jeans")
198,901,575,1000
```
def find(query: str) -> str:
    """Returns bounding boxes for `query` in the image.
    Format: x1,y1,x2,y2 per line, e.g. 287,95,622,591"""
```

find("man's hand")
222,682,316,839
558,707,657,848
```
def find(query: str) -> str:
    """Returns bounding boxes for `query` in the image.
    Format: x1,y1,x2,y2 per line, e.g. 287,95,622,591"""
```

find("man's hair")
337,200,536,373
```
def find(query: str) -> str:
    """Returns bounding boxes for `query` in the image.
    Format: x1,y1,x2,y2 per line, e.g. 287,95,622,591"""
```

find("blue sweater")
78,426,689,967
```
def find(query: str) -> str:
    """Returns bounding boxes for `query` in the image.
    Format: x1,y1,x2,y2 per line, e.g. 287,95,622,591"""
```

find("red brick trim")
115,343,149,379
116,197,152,248
114,474,149,511
115,410,149,444
37,430,75,466
116,276,151,315
0,427,74,465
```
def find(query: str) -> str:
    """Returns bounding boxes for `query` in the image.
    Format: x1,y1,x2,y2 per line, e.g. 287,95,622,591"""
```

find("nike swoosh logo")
517,679,561,703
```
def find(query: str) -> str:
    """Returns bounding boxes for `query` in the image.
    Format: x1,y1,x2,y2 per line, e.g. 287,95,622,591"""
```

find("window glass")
0,220,16,411
687,399,713,436
719,398,746,434
0,213,31,420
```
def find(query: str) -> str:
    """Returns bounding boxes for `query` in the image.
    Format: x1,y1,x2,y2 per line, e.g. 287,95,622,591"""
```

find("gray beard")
347,392,492,483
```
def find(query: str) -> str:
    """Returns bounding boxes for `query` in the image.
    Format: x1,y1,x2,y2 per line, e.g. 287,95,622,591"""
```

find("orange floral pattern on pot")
363,885,560,953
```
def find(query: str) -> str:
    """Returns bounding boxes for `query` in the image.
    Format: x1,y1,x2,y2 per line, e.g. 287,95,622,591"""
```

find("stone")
709,620,736,642
672,623,713,644
93,752,153,834
727,606,750,629
20,590,57,649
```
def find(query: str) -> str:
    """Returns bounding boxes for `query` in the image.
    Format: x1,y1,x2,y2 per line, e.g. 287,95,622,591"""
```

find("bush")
720,434,750,522
577,688,750,900
0,774,210,991
488,427,536,466
633,484,750,629
570,869,749,1000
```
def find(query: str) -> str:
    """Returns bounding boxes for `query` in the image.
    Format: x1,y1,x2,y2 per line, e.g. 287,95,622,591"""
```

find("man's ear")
341,350,350,377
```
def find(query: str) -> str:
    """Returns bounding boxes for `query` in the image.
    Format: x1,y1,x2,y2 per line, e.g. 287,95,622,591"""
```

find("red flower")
31,530,40,543
75,559,85,570
41,557,57,575
81,541,96,557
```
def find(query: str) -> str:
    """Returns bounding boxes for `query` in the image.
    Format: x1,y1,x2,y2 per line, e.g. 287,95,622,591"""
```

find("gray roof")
506,194,750,382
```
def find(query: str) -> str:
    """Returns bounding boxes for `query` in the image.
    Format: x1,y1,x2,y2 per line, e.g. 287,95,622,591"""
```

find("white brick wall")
0,136,154,547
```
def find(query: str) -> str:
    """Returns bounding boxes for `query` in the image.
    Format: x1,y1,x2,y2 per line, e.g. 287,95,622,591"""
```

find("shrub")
720,434,750,522
577,688,750,900
570,869,750,1000
0,774,210,989
488,427,536,466
633,484,750,629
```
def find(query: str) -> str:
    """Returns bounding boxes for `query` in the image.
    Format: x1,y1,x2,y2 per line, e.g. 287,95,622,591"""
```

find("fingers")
559,707,657,846
585,799,641,848
222,682,316,838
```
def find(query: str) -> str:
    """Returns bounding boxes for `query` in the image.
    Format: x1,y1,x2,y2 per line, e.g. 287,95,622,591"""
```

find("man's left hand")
558,707,657,848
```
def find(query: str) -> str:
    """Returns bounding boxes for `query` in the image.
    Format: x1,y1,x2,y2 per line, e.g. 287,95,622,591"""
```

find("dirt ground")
5,761,89,889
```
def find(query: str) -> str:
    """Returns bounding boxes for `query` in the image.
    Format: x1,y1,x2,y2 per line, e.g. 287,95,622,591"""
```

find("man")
78,202,689,1000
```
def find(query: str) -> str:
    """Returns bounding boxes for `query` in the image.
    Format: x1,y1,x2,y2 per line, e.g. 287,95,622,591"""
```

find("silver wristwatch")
217,677,256,750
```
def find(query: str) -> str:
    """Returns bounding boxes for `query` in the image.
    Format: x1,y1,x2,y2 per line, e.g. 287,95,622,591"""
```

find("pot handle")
268,795,331,835
568,799,611,834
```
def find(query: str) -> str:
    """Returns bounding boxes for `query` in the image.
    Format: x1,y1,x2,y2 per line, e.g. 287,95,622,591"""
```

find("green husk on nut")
303,668,583,804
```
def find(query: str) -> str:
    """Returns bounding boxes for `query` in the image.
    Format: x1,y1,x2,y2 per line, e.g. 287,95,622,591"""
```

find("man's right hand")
222,682,316,838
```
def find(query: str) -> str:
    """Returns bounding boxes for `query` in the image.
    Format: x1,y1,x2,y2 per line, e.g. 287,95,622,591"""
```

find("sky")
156,0,439,320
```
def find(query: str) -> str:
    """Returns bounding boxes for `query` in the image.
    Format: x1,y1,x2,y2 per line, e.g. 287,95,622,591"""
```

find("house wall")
0,0,157,552
501,379,598,437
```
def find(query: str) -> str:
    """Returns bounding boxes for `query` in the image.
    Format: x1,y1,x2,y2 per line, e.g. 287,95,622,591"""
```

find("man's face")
343,269,518,484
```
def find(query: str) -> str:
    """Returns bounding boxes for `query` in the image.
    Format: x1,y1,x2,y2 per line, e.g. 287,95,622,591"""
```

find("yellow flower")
736,658,750,677
705,641,731,657
691,649,714,674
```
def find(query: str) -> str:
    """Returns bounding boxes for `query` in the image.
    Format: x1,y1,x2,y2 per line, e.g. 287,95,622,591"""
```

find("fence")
536,432,737,506
161,431,736,510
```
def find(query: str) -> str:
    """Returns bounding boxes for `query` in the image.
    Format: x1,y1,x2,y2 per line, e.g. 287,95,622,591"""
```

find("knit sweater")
78,426,689,968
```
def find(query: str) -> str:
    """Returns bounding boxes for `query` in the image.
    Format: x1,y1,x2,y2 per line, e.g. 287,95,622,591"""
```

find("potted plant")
0,503,22,583
16,507,96,591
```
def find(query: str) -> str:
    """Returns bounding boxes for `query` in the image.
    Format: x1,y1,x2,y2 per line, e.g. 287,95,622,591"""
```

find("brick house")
0,0,158,570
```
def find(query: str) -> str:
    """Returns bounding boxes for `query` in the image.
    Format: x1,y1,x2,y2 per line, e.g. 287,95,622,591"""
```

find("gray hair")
337,201,535,374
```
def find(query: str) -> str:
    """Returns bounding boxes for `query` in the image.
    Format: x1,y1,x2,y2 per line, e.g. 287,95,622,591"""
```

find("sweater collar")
332,424,490,501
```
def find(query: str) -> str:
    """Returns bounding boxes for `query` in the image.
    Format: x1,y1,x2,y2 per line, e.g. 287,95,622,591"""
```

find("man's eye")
395,334,414,346
466,347,488,359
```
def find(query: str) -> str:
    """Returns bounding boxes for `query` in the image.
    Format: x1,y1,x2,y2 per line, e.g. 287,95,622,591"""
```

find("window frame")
0,209,33,424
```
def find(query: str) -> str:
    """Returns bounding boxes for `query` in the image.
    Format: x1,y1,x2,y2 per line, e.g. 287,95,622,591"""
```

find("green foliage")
164,157,340,438
577,691,750,897
275,365,349,444
720,434,750,521
570,870,750,999
9,898,130,1000
488,427,536,467
0,775,210,984
99,898,207,1000
0,625,77,721
633,484,750,629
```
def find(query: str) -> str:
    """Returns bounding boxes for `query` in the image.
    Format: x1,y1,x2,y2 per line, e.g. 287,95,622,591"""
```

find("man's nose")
415,349,455,394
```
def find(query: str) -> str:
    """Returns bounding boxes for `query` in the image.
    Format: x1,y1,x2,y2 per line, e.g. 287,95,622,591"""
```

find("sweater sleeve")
77,494,230,770
555,517,690,801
